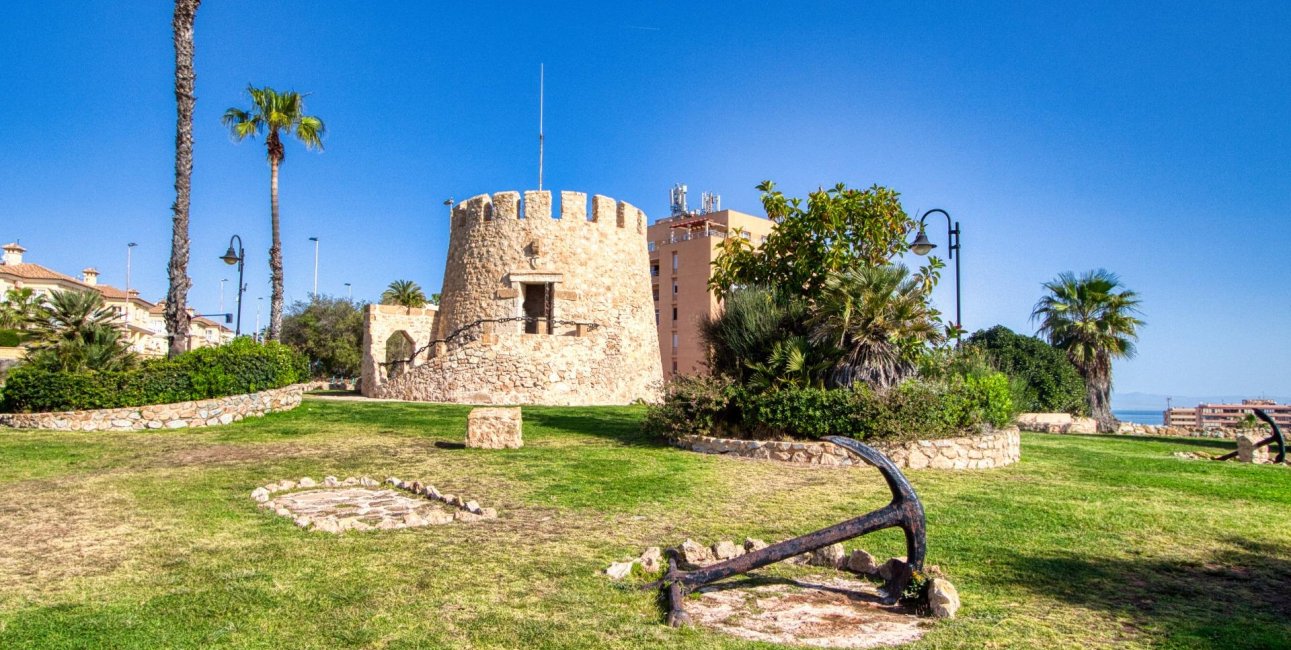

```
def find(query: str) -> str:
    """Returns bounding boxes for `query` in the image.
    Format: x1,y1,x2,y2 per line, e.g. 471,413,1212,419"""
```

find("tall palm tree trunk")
267,154,284,341
165,0,200,358
1085,365,1116,433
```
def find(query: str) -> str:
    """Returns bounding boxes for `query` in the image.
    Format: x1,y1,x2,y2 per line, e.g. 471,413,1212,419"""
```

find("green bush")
0,338,308,413
966,325,1086,414
645,370,1015,443
0,329,20,347
641,374,737,441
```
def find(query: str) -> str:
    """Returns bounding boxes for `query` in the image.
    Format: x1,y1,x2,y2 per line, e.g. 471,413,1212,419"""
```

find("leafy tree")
381,280,428,312
222,86,325,341
1032,269,1144,432
710,181,942,301
0,288,44,330
700,286,828,384
810,265,945,389
966,325,1087,415
165,0,201,358
24,290,136,372
280,295,363,377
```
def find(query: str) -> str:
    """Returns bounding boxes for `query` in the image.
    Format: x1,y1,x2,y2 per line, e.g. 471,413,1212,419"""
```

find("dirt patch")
687,574,930,648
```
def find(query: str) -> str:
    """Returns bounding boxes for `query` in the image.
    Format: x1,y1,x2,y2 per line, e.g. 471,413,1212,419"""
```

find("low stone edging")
0,384,306,432
675,427,1021,470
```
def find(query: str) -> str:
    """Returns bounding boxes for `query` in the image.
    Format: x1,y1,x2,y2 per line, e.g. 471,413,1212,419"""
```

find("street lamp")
125,242,138,297
220,235,246,336
909,209,962,335
444,197,454,214
344,282,352,300
308,236,319,297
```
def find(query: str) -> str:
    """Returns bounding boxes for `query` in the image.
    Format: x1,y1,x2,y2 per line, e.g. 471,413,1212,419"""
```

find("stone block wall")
1016,413,1098,434
0,384,305,432
676,427,1021,470
360,304,440,396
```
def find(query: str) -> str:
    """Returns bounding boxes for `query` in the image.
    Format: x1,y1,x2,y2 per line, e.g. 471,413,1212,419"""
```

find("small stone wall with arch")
360,304,440,395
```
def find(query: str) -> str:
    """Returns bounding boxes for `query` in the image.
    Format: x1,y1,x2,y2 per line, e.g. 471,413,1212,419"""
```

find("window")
671,252,678,272
741,231,751,240
648,242,657,252
672,281,678,295
655,309,659,324
650,263,660,277
671,333,679,349
672,307,677,321
652,285,659,301
521,283,553,334
671,360,678,374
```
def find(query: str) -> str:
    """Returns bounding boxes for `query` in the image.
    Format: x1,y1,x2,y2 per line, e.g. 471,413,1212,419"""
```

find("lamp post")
125,242,138,297
219,278,228,312
444,197,454,214
909,209,961,337
219,235,246,336
255,297,263,341
344,282,352,301
308,236,319,297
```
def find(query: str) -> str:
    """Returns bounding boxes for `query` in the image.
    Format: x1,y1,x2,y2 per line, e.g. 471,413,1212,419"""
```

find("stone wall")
359,304,440,396
676,427,1021,470
370,190,663,406
0,384,304,432
1019,412,1254,440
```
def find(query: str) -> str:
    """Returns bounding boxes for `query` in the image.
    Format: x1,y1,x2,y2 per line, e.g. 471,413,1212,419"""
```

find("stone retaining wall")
0,384,305,432
676,427,1020,470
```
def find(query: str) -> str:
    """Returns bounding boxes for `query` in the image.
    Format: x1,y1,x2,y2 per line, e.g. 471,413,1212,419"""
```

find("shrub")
0,329,20,347
642,374,737,441
646,370,1014,444
966,325,1086,414
0,338,308,413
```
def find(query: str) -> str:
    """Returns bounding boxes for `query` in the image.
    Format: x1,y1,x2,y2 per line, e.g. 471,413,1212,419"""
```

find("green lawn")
0,399,1287,649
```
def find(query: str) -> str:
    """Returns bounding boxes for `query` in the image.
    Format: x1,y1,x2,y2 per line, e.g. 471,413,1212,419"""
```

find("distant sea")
1114,409,1162,425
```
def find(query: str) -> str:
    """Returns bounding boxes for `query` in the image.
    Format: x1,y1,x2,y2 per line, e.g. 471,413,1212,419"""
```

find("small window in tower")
671,333,679,349
672,307,677,321
653,285,659,301
650,263,659,277
671,252,678,271
672,281,678,295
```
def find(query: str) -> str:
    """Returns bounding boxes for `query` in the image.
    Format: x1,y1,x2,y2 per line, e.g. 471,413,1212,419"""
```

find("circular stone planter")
675,427,1020,470
0,384,306,432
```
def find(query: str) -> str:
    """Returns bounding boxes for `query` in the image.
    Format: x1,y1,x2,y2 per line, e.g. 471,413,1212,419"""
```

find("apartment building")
1164,399,1291,429
0,241,232,356
646,189,774,380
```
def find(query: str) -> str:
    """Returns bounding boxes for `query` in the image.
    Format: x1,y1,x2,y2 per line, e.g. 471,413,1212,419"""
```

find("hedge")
644,372,1015,444
0,329,21,347
0,338,308,413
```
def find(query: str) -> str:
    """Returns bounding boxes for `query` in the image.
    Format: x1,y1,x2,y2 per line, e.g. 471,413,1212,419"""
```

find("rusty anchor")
1214,408,1286,463
653,436,927,627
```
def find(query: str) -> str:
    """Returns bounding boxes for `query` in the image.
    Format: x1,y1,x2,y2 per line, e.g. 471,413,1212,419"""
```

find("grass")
0,398,1287,649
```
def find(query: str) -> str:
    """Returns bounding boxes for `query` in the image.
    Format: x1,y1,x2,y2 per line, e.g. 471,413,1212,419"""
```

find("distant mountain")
1113,391,1291,411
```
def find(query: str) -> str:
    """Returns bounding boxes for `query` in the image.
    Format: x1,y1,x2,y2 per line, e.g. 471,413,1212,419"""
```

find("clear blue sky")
1,1,1288,400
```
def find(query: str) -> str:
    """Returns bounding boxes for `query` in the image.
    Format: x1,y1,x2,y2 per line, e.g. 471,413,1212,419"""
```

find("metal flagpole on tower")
538,63,544,191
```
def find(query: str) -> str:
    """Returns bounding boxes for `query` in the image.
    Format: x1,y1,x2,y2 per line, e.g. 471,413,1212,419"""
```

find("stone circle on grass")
251,475,497,533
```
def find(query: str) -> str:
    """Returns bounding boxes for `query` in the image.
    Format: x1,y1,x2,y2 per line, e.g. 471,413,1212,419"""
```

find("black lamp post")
910,209,961,336
220,235,246,336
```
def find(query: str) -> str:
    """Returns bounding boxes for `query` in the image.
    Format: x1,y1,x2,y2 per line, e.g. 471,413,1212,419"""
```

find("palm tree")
26,290,136,372
1032,269,1143,432
809,265,944,390
222,85,325,341
381,280,428,313
0,288,44,330
165,0,201,358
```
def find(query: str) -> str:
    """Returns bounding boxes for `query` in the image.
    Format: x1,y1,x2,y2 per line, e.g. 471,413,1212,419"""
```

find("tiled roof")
0,262,86,285
95,283,153,308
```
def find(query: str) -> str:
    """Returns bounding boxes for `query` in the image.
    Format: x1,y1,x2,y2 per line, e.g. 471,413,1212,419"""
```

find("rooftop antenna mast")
538,63,544,191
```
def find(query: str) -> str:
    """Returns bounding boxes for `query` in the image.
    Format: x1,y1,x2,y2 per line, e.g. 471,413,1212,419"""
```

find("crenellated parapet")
450,190,646,235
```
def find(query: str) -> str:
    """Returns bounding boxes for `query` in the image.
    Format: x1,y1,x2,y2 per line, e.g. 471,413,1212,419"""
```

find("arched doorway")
385,330,415,380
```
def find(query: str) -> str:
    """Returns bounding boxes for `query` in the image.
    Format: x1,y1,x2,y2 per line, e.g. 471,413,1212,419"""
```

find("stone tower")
362,190,662,405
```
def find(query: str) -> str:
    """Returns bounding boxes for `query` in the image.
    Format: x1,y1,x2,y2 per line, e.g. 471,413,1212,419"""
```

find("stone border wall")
675,427,1020,470
0,384,305,432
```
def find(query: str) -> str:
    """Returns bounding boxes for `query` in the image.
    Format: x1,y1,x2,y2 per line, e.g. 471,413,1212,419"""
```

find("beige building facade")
646,208,775,379
0,241,232,357
360,190,663,405
1165,399,1291,429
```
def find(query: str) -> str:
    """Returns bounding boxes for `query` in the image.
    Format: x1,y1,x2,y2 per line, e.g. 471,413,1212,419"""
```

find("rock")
359,476,379,487
386,477,400,486
928,578,960,618
350,520,373,532
298,477,317,488
677,539,714,569
478,508,498,520
403,513,428,527
455,511,485,522
464,500,483,514
878,557,908,581
425,485,441,499
845,549,879,575
275,507,291,517
440,494,456,506
293,516,312,528
376,519,401,530
606,561,636,580
314,517,342,533
250,487,270,503
278,480,297,491
807,543,847,568
343,477,359,486
424,510,454,525
639,547,663,573
711,540,743,561
466,407,524,449
744,538,768,552
323,476,339,487
410,481,423,494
